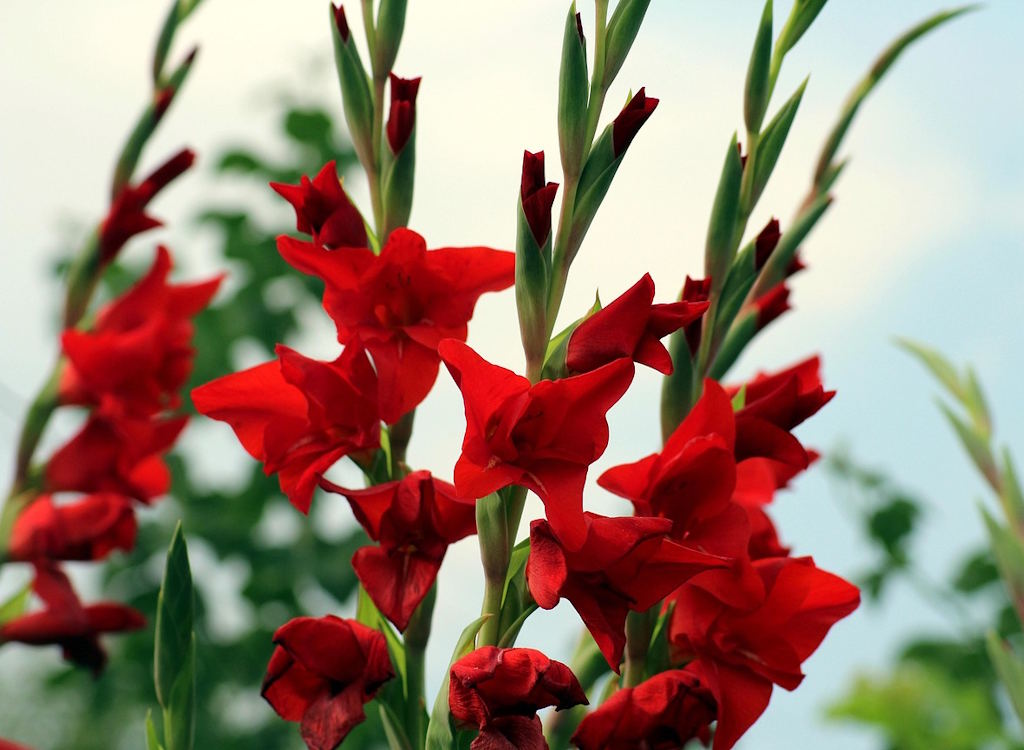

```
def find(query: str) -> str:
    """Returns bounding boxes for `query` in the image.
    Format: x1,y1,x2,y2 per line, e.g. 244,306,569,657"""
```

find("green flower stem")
404,585,435,749
581,0,610,162
545,177,581,338
477,491,510,647
389,409,416,470
622,607,654,687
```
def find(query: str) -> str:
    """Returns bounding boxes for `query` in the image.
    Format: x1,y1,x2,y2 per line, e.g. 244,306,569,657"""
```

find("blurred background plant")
824,340,1024,750
0,96,389,750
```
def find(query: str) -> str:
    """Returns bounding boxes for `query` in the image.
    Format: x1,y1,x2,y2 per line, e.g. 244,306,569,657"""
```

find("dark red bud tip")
754,218,781,271
755,283,791,330
386,74,422,154
575,12,585,43
681,275,712,355
787,251,806,278
332,3,351,42
521,151,559,245
143,148,196,196
153,88,176,120
612,87,659,157
737,140,748,169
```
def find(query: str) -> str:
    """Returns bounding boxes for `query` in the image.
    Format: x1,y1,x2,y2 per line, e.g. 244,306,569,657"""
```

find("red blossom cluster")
0,247,220,672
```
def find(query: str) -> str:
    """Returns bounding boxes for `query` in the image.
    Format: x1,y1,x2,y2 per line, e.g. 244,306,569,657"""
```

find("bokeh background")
1,1,1023,748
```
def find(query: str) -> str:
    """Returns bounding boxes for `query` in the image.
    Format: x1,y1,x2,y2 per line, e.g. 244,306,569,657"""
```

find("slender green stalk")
404,585,435,749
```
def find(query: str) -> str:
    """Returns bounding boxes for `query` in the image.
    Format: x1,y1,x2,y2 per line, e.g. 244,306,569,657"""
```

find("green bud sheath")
744,0,773,134
749,77,807,208
704,134,744,297
382,128,416,235
375,0,408,75
516,199,551,379
558,4,590,179
604,0,652,88
329,4,375,174
660,328,698,440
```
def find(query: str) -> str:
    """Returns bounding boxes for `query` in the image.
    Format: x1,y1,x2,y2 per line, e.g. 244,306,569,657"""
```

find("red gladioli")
520,150,559,246
753,218,781,270
277,228,514,424
571,664,717,750
0,563,145,675
9,493,136,562
44,413,187,504
270,161,367,249
449,646,587,750
320,470,476,630
599,380,745,557
192,344,380,513
262,616,395,750
566,273,708,375
0,739,34,750
99,148,195,264
730,356,834,432
440,339,634,549
612,88,659,158
527,513,725,670
59,246,221,417
681,276,712,356
668,557,860,750
386,74,421,154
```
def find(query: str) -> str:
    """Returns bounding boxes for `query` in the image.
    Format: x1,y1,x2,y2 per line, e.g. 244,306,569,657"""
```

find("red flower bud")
566,273,707,375
520,150,559,246
612,87,659,158
681,275,712,356
99,148,195,264
572,665,717,750
10,494,136,562
753,217,781,271
386,74,421,154
331,3,351,42
271,160,367,249
753,283,790,330
449,646,587,749
0,563,144,675
262,616,395,750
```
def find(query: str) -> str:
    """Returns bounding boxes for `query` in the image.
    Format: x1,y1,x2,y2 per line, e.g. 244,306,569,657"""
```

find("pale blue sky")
1,2,1023,748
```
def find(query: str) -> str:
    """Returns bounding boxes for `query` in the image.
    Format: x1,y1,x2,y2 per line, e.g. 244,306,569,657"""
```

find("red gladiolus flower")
59,246,221,417
440,339,634,549
270,161,368,249
527,513,725,670
571,664,717,750
262,616,395,750
612,87,659,157
753,283,790,331
277,228,515,424
192,344,380,514
44,413,187,504
99,148,194,264
0,739,34,750
320,470,476,631
9,493,136,562
449,646,587,750
668,557,860,750
730,356,834,432
599,380,746,557
566,273,708,375
520,150,559,246
0,563,145,675
386,74,421,154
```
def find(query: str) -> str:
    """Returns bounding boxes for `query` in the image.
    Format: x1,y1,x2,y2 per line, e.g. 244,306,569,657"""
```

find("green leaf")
744,0,774,134
750,77,807,207
938,402,1000,491
986,631,1024,725
379,702,413,750
897,338,967,404
730,386,747,412
812,6,977,192
425,615,491,750
1002,449,1024,528
981,506,1024,623
375,0,408,74
154,523,195,750
952,550,1000,594
866,495,920,563
774,0,828,58
0,581,31,625
145,710,165,750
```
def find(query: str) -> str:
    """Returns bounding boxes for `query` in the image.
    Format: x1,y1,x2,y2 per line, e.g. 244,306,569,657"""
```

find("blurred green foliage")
826,450,1024,750
0,102,389,749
